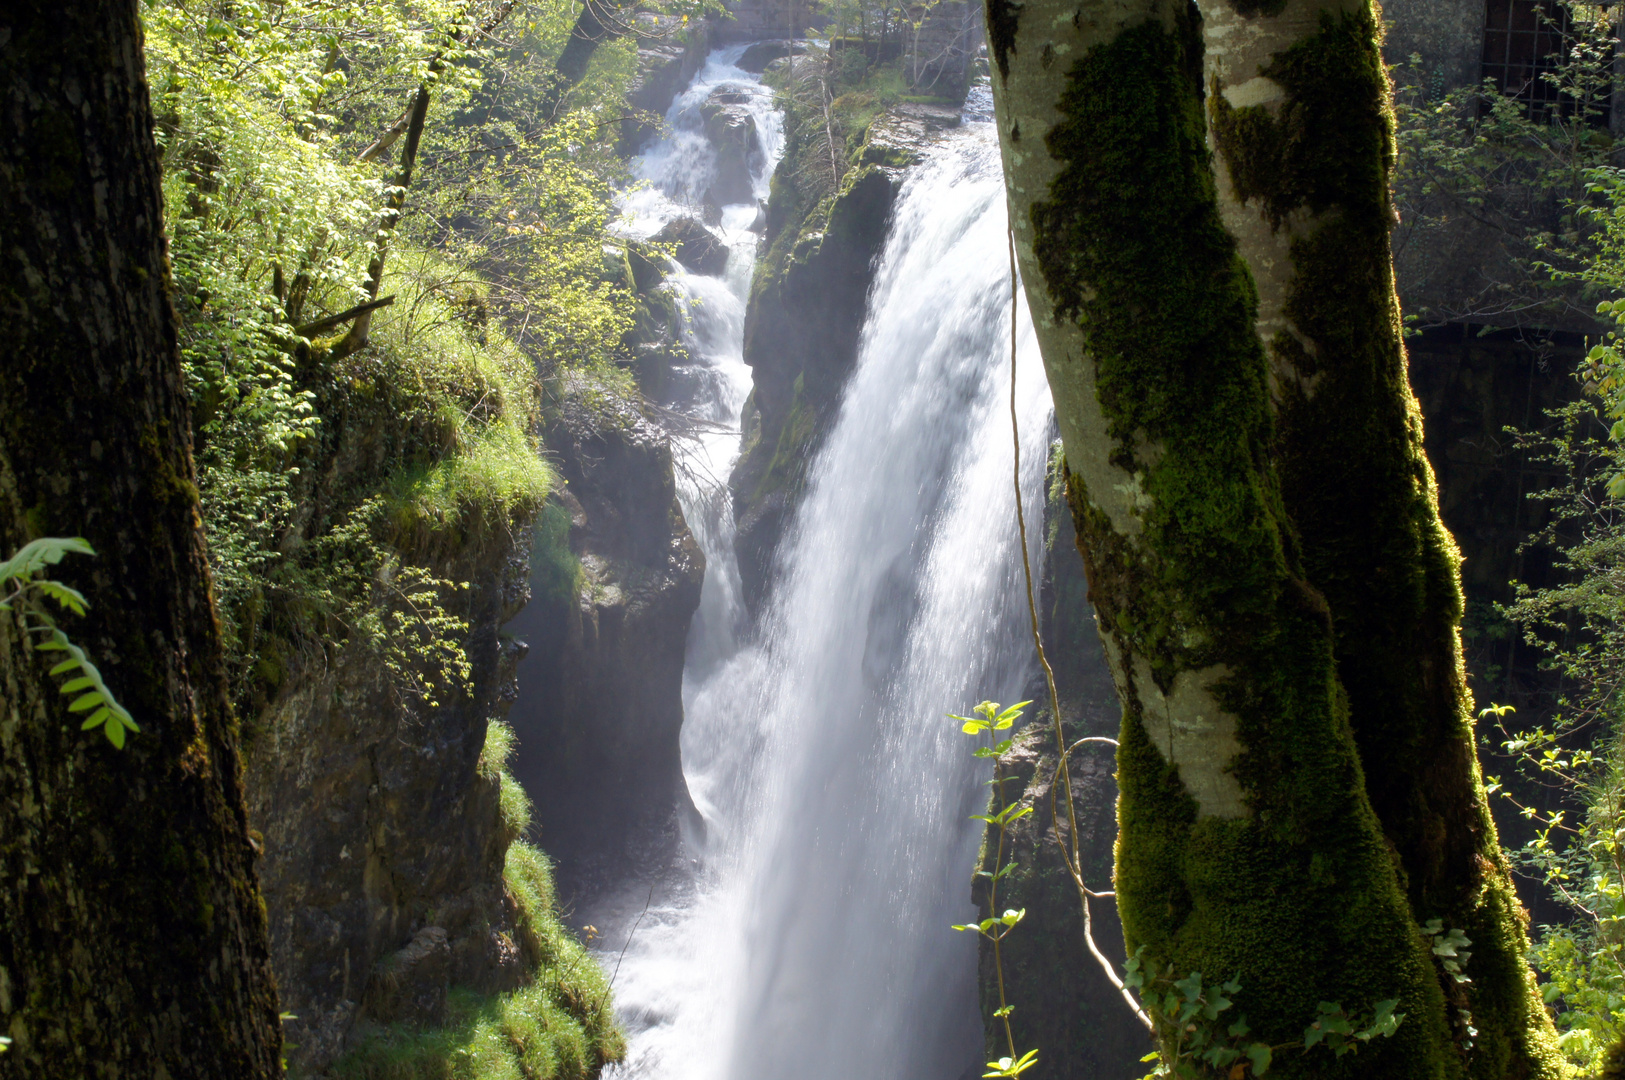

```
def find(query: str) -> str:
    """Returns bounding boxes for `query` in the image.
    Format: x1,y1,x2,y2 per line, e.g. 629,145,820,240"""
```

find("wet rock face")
508,373,704,893
246,523,532,1073
730,105,958,612
620,16,712,154
700,88,764,207
652,215,731,276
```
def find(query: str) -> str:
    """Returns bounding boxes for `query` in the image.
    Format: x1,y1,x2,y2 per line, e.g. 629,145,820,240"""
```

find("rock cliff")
731,103,961,610
248,524,533,1071
236,332,559,1073
507,368,705,890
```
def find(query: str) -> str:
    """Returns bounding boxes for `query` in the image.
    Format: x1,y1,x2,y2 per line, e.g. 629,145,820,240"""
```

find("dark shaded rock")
362,926,451,1027
653,215,731,276
620,16,712,155
509,370,705,893
971,451,1150,1080
246,512,533,1072
730,106,949,612
737,40,805,72
700,88,763,206
713,0,828,42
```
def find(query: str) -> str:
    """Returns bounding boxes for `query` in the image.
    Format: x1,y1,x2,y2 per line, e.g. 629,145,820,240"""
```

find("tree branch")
293,295,395,337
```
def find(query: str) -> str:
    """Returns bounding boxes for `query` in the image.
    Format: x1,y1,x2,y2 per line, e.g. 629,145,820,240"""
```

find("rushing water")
602,53,1053,1080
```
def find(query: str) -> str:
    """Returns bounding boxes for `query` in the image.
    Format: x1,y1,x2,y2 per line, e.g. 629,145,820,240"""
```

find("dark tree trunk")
540,0,632,120
0,3,282,1077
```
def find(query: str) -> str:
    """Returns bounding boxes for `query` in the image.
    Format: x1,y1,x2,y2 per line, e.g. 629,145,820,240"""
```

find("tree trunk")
1195,4,1563,1077
0,3,282,1077
981,0,1564,1076
539,0,632,121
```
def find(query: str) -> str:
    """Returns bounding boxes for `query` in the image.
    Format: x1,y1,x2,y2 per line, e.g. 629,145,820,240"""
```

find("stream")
601,49,1055,1080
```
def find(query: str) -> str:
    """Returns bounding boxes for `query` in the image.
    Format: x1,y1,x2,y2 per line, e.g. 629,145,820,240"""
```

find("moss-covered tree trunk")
981,0,1565,1076
0,3,282,1076
1195,4,1563,1077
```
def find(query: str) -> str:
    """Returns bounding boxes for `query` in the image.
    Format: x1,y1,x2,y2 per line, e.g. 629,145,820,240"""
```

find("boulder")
652,215,730,276
619,15,711,155
510,368,706,892
699,87,762,206
737,39,805,73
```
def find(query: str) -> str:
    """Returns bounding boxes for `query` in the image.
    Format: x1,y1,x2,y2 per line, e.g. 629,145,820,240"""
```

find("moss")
327,736,624,1080
1209,9,1567,1077
752,374,819,504
985,0,1021,80
530,498,583,608
383,423,552,537
1225,0,1287,17
1031,11,1451,1074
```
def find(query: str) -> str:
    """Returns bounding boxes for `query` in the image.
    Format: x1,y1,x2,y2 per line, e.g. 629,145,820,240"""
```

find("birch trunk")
0,2,282,1075
1195,4,1564,1076
982,0,1563,1075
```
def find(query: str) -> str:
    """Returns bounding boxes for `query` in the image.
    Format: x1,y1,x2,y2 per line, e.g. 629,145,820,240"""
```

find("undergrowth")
328,724,624,1080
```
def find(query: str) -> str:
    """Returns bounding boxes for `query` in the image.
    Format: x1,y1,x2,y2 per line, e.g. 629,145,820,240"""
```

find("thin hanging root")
1007,223,1153,1033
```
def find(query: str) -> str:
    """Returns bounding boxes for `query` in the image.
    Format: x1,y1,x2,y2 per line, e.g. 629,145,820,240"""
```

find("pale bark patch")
1102,637,1248,818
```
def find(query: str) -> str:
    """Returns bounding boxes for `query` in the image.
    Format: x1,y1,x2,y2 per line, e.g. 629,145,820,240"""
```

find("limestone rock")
737,39,805,73
652,215,731,276
619,15,711,155
730,105,956,612
700,87,762,206
246,504,533,1072
508,368,705,892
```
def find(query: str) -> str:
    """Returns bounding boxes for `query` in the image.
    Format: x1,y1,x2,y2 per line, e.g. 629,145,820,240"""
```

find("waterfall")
602,54,1054,1080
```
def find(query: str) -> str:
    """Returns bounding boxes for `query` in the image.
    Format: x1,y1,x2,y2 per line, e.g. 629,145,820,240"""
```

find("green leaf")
106,718,126,749
0,537,95,584
58,676,95,694
68,691,105,712
48,656,83,676
1246,1043,1272,1075
36,580,88,616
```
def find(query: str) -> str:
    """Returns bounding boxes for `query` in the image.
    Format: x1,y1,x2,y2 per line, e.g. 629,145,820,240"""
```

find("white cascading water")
605,51,1052,1080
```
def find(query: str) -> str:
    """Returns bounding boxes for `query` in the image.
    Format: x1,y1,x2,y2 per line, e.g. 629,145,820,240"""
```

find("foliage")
1124,949,1403,1079
1387,6,1625,1071
952,701,1040,1079
138,0,643,723
0,539,136,748
1389,6,1621,330
1499,394,1625,1070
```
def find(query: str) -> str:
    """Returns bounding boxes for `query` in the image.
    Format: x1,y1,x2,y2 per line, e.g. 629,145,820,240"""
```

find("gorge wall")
732,103,962,609
506,369,705,887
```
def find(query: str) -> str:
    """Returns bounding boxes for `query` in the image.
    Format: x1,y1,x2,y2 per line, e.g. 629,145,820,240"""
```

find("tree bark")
981,0,1564,1075
0,3,282,1077
538,0,634,121
1196,4,1564,1077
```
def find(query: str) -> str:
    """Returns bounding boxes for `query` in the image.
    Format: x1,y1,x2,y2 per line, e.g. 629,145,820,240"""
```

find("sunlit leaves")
983,1049,1038,1078
39,631,140,749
